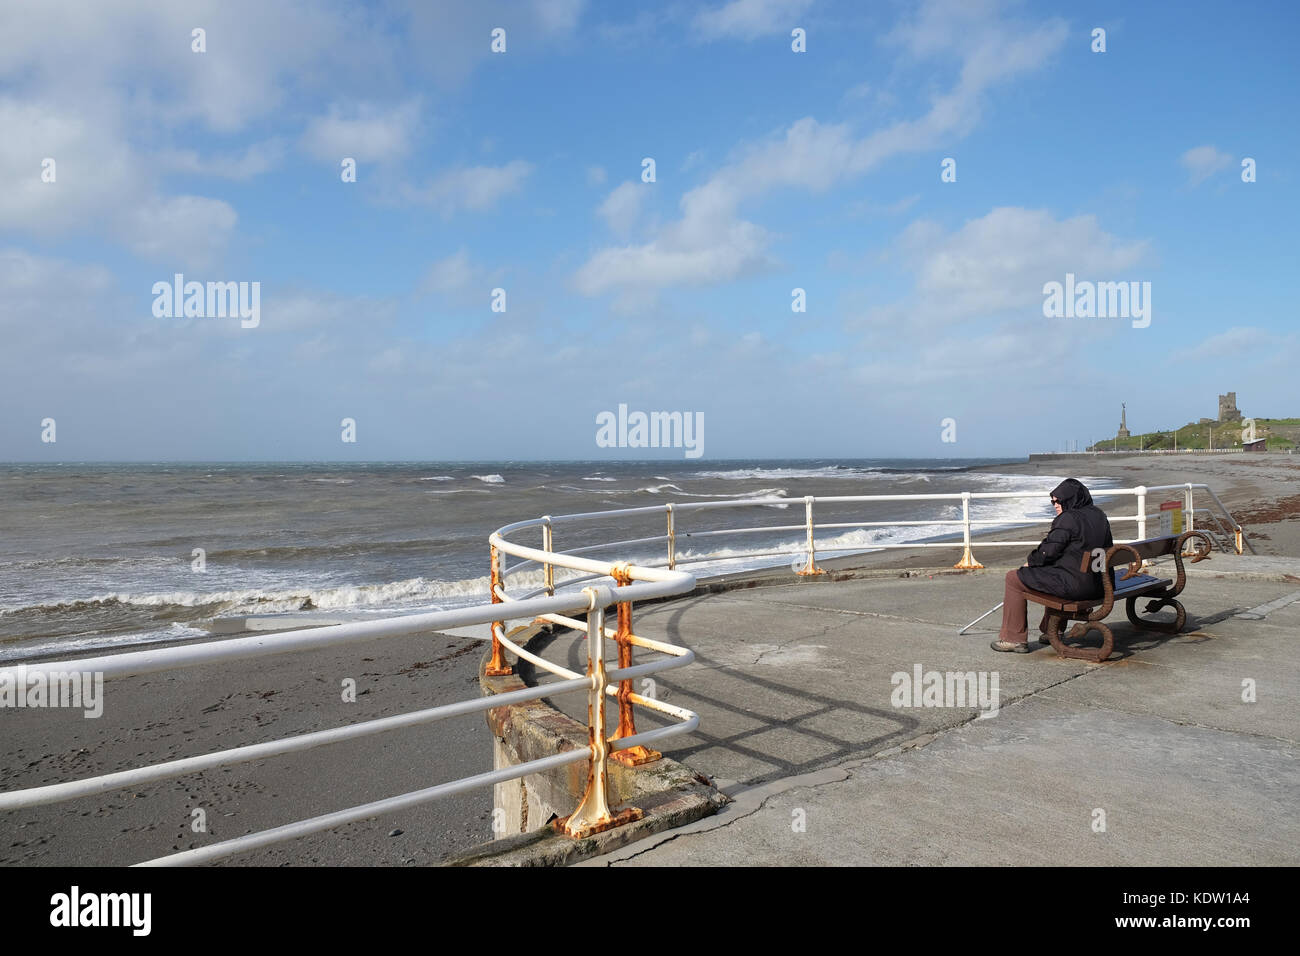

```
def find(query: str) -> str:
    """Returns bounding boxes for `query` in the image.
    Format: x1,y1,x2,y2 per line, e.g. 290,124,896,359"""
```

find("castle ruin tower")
1218,392,1241,421
1117,403,1130,439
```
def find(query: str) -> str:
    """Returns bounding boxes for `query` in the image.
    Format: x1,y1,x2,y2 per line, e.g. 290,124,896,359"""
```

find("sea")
0,459,1094,662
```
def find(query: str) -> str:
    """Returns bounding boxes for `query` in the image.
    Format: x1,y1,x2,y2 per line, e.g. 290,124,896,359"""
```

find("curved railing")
488,483,1249,596
0,542,700,864
0,480,1249,865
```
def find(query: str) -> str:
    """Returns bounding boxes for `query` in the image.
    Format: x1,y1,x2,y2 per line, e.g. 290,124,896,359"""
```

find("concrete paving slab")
589,698,1298,867
539,558,1300,866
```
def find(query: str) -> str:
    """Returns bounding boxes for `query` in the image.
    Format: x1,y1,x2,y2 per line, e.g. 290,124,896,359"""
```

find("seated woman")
991,478,1113,653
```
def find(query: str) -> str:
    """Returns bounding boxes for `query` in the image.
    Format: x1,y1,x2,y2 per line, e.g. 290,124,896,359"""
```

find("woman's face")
1051,497,1063,515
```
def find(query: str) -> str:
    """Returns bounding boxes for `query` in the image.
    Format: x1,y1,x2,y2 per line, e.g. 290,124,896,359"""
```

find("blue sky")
1,0,1296,461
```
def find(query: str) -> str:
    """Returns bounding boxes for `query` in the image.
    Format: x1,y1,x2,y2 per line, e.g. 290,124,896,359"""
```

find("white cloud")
574,216,774,295
421,249,485,295
693,0,815,41
0,2,406,267
157,139,285,179
0,98,134,235
1180,145,1234,186
117,195,239,270
423,250,476,294
596,182,645,236
532,0,587,34
0,97,241,268
396,0,586,87
841,205,1152,360
1171,326,1293,363
0,248,113,333
402,161,534,217
269,290,397,332
301,100,421,164
0,1,397,133
904,207,1149,322
574,0,1068,298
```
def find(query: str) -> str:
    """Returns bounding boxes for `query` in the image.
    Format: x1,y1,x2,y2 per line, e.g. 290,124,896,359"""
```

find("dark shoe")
990,640,1030,654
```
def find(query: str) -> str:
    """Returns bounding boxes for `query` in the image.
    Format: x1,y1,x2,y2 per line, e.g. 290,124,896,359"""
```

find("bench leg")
1125,594,1186,634
1048,618,1115,662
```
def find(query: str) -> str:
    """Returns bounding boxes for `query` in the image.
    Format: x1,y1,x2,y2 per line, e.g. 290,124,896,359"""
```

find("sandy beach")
2,453,1296,867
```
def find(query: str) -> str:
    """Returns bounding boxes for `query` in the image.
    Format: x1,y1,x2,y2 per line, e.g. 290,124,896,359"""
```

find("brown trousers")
997,568,1048,644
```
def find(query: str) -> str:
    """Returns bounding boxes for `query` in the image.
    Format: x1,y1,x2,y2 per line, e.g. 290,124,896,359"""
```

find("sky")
1,0,1296,462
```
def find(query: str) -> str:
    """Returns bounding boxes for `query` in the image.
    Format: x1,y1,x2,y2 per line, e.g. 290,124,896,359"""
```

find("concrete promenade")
550,556,1300,866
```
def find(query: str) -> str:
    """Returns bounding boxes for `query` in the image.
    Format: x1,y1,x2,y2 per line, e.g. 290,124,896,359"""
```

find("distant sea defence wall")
1028,450,1249,461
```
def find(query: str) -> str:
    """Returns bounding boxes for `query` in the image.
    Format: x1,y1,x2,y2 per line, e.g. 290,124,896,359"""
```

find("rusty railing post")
796,496,825,575
666,503,676,571
541,516,555,596
563,589,642,838
609,564,660,767
953,492,983,569
485,544,512,676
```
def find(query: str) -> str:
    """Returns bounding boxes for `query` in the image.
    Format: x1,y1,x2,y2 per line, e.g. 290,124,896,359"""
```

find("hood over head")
1051,478,1094,511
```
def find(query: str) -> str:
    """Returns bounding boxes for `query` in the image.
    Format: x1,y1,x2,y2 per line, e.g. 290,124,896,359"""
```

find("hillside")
1087,417,1299,452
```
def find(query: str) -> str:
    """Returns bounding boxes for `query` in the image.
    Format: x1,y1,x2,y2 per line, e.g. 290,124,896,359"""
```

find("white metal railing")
0,553,699,865
0,479,1251,866
491,483,1250,589
1046,448,1247,454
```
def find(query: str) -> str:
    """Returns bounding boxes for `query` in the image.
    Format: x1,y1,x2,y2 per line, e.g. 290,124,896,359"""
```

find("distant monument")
1117,403,1130,439
1218,392,1242,421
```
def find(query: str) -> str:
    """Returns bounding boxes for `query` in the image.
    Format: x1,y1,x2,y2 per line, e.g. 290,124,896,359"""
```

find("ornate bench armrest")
1167,530,1212,598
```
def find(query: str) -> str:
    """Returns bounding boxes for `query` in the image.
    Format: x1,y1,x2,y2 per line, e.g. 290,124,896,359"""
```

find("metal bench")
1027,530,1213,662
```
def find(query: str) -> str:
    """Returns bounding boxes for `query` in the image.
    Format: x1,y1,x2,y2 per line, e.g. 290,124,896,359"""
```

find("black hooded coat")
1018,479,1114,599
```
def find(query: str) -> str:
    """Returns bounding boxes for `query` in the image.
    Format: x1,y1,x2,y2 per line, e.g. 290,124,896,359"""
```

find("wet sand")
2,631,494,866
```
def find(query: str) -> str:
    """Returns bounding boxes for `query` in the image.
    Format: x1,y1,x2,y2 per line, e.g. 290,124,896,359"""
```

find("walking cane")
958,601,1003,635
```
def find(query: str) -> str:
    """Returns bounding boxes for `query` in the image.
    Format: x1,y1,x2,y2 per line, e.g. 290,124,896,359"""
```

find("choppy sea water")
0,460,1105,660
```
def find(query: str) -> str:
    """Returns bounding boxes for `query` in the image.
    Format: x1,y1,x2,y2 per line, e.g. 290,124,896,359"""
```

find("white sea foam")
419,476,456,481
0,622,210,663
612,484,787,501
581,476,617,482
674,486,787,500
473,474,505,484
689,466,879,480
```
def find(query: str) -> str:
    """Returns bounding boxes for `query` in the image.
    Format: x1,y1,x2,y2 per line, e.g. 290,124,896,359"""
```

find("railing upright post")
954,492,983,569
541,516,554,596
796,496,825,575
485,544,512,676
609,564,660,767
666,503,676,571
564,589,643,839
1136,486,1148,540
